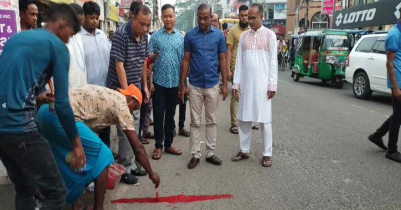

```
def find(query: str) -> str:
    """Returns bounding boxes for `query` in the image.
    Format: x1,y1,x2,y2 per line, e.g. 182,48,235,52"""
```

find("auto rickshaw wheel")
293,72,300,82
335,78,344,89
321,79,329,84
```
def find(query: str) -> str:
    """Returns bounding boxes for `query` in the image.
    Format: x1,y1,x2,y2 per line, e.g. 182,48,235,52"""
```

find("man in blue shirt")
0,4,85,210
179,4,228,169
368,9,401,163
147,4,184,160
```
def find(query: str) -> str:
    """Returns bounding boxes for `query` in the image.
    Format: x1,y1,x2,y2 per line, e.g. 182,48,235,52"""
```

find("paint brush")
155,187,159,201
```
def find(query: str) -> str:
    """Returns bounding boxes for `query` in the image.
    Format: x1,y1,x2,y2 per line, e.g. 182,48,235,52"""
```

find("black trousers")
0,131,66,210
153,83,178,149
374,94,401,153
99,126,111,147
176,94,188,129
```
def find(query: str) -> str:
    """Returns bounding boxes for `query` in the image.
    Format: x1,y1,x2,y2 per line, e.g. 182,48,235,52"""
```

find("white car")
346,34,391,99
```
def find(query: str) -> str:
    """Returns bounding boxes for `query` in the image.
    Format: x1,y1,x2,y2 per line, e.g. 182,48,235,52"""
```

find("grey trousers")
117,109,140,174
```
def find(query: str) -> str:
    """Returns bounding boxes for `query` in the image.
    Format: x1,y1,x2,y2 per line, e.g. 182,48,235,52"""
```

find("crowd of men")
0,0,279,209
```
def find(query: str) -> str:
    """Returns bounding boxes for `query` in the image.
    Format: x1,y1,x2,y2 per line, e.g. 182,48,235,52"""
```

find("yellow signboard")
50,0,75,4
109,3,119,22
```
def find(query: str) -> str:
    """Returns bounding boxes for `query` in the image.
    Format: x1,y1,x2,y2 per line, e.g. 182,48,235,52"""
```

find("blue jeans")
0,131,66,210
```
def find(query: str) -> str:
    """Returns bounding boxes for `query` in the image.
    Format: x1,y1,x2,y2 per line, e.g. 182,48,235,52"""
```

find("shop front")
332,0,401,31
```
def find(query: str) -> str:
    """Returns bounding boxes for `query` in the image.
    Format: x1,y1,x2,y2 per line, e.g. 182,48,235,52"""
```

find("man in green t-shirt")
226,5,250,134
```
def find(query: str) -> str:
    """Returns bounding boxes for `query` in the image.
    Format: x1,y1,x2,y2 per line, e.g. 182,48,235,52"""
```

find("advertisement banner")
109,3,119,22
0,9,17,55
332,0,401,29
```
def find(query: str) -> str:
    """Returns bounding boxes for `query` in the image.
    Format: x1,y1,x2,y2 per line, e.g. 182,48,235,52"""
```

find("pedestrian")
108,30,114,46
369,10,401,162
222,23,228,39
211,13,219,29
106,4,151,184
19,0,38,31
0,4,83,210
81,1,110,87
36,84,160,209
180,4,228,169
227,5,250,135
230,3,278,167
140,57,155,144
68,3,87,88
148,4,184,160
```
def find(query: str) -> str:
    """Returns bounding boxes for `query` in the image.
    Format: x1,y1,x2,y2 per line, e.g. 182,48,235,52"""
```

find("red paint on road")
111,194,233,204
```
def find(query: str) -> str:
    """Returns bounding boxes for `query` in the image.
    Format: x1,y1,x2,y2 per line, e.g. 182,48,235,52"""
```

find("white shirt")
67,33,87,88
233,26,278,123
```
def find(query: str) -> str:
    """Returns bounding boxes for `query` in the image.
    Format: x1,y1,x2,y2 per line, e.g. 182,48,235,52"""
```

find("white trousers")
238,120,273,157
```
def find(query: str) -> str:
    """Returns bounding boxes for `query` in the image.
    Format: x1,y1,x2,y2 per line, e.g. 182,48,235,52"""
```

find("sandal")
143,132,155,139
230,125,239,134
140,138,150,144
231,152,249,162
178,128,190,137
252,125,259,130
262,156,272,167
152,148,162,160
165,146,182,155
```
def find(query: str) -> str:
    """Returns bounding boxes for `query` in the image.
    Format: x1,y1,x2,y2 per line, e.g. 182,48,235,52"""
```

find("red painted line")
111,194,233,204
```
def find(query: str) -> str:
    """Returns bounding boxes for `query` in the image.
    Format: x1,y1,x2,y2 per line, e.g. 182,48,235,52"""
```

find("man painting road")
369,8,401,163
231,3,278,167
180,4,228,169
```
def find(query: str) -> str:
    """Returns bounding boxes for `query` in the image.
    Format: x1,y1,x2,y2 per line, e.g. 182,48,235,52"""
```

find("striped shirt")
107,20,149,90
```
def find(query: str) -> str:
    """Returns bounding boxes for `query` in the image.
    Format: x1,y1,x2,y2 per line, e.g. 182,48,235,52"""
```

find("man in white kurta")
232,3,278,167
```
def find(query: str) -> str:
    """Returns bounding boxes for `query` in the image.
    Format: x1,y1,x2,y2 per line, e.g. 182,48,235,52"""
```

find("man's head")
197,4,212,32
118,84,142,112
19,0,38,30
161,4,175,31
46,4,81,43
83,1,100,33
131,5,152,37
279,35,283,41
109,31,114,40
211,13,219,28
130,1,142,17
248,3,263,31
222,23,228,31
238,5,248,29
70,3,84,25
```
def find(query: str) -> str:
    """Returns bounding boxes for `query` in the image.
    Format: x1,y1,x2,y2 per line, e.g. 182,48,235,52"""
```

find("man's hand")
221,84,228,101
149,52,159,61
179,85,188,103
393,88,401,101
149,172,160,188
71,142,86,171
227,70,233,82
150,83,155,92
268,91,276,99
233,89,238,97
36,92,55,105
144,87,150,103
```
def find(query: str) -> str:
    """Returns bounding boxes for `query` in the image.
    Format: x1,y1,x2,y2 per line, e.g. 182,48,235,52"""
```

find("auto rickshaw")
292,30,350,89
289,35,299,69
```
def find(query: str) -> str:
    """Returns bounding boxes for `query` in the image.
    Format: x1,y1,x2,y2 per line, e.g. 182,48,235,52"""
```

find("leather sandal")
231,152,249,162
152,148,162,160
165,146,182,155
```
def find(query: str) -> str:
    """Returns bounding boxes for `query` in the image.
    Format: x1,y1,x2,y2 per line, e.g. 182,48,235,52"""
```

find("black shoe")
368,134,388,150
121,173,139,185
385,152,401,163
188,157,200,169
131,168,147,176
206,155,222,165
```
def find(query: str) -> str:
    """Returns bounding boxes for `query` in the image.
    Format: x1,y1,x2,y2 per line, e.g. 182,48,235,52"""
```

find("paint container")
66,151,85,173
48,93,55,113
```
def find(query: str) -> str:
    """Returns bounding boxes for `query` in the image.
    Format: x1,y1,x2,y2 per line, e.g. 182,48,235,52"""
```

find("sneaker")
385,152,401,163
121,173,139,185
368,134,388,150
131,168,147,176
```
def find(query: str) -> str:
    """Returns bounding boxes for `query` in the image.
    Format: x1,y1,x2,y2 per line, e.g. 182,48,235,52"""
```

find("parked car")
345,34,391,99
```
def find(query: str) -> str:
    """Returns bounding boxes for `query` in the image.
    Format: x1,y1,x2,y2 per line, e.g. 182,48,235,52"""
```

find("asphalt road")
1,68,401,210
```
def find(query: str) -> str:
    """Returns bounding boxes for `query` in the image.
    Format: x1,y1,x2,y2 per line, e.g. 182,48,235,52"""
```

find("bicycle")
278,51,286,71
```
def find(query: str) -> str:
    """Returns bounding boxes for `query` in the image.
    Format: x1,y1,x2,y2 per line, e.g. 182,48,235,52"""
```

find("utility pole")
304,0,309,31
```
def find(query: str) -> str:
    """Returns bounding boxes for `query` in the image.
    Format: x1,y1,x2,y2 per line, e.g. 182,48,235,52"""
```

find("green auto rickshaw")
292,30,350,89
